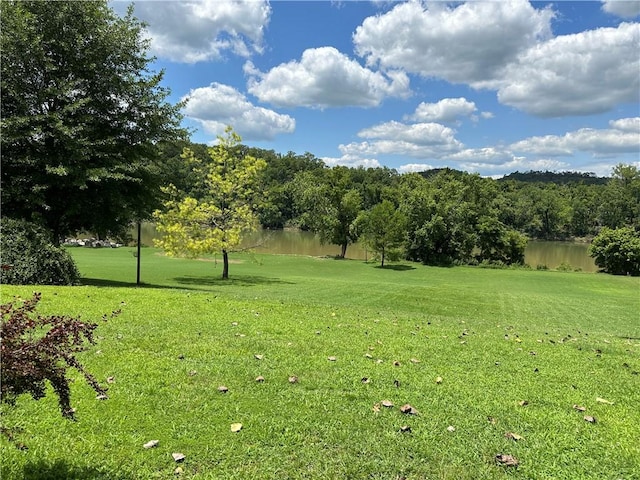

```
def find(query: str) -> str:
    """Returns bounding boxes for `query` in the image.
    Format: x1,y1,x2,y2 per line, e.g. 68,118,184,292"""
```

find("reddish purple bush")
1,293,116,419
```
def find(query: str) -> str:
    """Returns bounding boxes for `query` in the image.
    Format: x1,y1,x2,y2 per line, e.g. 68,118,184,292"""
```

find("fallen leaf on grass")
188,370,197,377
365,353,373,359
96,394,108,400
505,432,523,441
435,376,443,384
495,454,519,467
255,376,265,382
394,379,401,388
487,417,497,425
399,425,411,433
288,376,298,384
400,404,419,415
172,453,186,463
393,361,401,367
143,440,159,449
230,423,243,432
518,400,529,407
217,386,229,393
410,358,420,364
254,354,264,360
596,397,614,405
174,466,184,475
361,377,370,384
447,426,456,432
381,400,394,408
584,416,597,423
573,405,587,412
106,376,115,384
328,356,337,362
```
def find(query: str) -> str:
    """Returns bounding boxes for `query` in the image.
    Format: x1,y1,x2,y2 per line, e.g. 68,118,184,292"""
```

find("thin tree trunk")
340,243,347,258
222,249,229,279
381,247,385,268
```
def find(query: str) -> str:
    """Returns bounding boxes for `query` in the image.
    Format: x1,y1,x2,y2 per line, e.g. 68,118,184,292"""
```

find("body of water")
137,224,597,272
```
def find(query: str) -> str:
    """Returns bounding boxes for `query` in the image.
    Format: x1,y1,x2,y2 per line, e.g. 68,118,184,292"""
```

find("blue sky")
113,1,640,177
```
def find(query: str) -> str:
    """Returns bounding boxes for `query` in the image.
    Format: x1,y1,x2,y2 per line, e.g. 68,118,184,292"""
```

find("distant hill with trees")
498,170,609,185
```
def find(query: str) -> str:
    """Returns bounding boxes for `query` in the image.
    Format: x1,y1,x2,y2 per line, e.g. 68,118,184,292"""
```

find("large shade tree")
1,1,185,242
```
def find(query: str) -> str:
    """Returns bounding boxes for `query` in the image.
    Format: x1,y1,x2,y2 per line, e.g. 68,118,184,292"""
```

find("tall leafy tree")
154,128,266,279
292,167,362,258
598,164,640,229
356,200,406,267
1,1,184,242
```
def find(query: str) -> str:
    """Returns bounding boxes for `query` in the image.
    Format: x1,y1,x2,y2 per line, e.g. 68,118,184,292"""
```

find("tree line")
155,135,639,271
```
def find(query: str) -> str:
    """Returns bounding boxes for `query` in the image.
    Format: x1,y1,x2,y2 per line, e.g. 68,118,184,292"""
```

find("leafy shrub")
556,262,574,272
1,293,115,419
588,227,640,276
0,218,80,285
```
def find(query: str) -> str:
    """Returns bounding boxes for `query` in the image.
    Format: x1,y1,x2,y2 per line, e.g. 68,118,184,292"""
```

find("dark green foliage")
1,293,112,419
589,227,640,276
499,170,608,185
0,218,79,285
292,167,363,258
476,216,527,265
356,200,406,267
597,164,640,230
1,1,185,241
401,171,493,265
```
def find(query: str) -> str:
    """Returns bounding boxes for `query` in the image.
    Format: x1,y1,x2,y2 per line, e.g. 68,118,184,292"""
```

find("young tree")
356,200,406,267
154,128,266,279
1,1,185,242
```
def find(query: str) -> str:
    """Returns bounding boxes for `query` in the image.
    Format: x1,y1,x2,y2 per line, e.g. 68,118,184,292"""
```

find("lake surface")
137,224,598,272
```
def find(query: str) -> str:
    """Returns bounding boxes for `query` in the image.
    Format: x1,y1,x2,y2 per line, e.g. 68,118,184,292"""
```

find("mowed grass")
1,247,639,480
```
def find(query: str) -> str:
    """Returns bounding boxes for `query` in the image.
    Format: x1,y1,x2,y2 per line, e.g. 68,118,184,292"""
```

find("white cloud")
358,121,462,148
405,98,477,123
245,47,410,108
602,0,640,18
334,121,463,160
444,147,515,165
398,163,435,174
609,117,640,132
494,23,640,117
132,0,271,63
354,0,553,84
460,158,570,174
321,154,381,168
182,83,295,141
354,1,638,118
510,118,640,156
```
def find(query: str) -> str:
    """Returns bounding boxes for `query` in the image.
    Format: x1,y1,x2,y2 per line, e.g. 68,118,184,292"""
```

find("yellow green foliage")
154,127,266,263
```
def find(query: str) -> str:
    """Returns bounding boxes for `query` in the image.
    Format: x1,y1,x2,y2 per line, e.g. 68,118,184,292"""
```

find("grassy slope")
1,248,639,480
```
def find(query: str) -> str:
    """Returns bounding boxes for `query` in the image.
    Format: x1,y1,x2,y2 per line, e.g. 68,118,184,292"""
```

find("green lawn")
1,247,639,479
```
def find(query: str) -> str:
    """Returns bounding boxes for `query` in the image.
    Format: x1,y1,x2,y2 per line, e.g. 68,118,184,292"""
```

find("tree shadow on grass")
173,275,295,287
21,459,131,480
80,278,186,290
80,275,294,290
374,264,416,271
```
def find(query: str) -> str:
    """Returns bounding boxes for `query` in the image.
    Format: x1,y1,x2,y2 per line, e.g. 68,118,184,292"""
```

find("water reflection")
137,224,597,272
